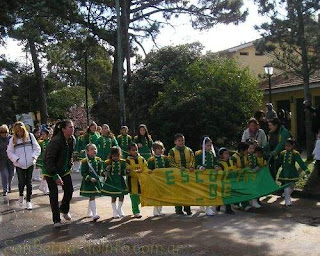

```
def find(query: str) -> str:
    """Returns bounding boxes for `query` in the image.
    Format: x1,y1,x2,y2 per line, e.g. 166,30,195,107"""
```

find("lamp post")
264,64,274,103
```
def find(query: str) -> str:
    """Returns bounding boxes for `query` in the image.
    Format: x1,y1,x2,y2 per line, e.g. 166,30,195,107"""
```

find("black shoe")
185,211,192,215
2,192,7,196
175,211,184,215
225,209,235,214
216,206,221,212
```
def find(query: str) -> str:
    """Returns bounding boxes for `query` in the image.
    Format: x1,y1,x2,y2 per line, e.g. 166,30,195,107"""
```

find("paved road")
0,173,320,256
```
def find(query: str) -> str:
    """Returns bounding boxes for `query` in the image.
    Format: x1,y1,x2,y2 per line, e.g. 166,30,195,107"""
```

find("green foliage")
150,55,262,150
254,0,320,75
128,43,203,125
47,85,93,119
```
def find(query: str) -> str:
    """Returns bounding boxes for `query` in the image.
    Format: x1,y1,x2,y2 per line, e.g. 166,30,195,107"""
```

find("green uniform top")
133,135,153,160
104,158,126,176
247,153,258,169
195,150,219,169
81,156,104,182
266,125,291,155
81,132,101,149
231,152,248,169
277,149,308,181
168,146,195,169
80,156,104,197
147,155,170,170
36,139,50,169
117,134,132,158
96,135,118,160
74,135,82,153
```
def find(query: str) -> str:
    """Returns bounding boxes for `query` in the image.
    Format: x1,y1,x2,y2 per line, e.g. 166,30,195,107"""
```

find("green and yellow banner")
139,167,285,206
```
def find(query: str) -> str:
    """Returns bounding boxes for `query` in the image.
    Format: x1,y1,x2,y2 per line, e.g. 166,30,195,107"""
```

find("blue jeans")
1,166,15,194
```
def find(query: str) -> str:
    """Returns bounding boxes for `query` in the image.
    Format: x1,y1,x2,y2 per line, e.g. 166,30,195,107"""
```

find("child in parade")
168,133,195,215
81,122,101,153
101,146,128,219
277,139,309,206
255,146,267,167
147,141,170,216
96,124,118,161
231,142,249,170
217,147,235,214
126,143,148,218
195,136,219,216
37,129,50,194
80,143,103,221
117,126,132,159
134,124,153,160
231,142,251,211
246,141,262,209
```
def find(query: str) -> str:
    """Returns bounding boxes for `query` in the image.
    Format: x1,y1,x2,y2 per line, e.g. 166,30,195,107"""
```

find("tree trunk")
28,38,48,124
296,2,313,160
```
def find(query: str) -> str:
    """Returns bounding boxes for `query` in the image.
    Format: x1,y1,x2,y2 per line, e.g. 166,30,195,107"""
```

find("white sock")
89,200,97,216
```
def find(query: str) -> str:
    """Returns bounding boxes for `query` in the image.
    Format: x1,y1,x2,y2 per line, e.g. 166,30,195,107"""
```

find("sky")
0,0,267,63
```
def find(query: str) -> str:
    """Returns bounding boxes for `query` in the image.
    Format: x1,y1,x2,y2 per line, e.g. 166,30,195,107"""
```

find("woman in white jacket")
7,122,41,209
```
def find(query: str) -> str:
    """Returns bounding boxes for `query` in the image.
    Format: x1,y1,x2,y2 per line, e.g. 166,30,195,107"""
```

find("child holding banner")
168,133,195,215
80,144,103,222
247,141,262,209
101,146,128,218
231,142,251,211
147,141,170,216
195,136,219,216
117,126,132,159
255,146,267,167
217,147,235,214
126,143,148,218
277,139,310,206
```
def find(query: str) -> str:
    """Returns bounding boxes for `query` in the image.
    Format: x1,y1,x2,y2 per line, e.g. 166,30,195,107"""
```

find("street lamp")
264,64,274,103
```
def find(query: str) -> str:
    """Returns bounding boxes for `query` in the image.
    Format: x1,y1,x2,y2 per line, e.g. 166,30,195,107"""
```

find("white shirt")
313,139,320,160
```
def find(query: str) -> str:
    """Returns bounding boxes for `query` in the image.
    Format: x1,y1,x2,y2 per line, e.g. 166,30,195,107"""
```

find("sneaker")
62,213,72,221
185,211,193,215
2,191,8,197
134,213,142,218
251,200,261,209
244,206,251,212
18,196,24,207
225,208,235,214
26,202,32,210
93,215,100,222
175,210,184,215
53,222,65,229
205,207,215,216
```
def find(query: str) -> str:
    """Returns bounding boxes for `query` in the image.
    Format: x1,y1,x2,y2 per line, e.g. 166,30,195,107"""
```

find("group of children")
72,120,311,222
27,119,312,221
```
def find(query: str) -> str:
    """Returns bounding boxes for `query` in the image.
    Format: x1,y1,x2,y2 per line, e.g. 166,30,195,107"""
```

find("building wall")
228,45,279,77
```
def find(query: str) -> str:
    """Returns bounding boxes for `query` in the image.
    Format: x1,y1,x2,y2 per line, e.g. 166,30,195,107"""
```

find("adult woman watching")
0,124,14,196
44,120,75,228
241,118,267,148
7,122,41,209
266,118,291,180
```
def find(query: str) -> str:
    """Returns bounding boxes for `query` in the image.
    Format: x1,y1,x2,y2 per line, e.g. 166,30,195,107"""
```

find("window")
240,52,249,56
